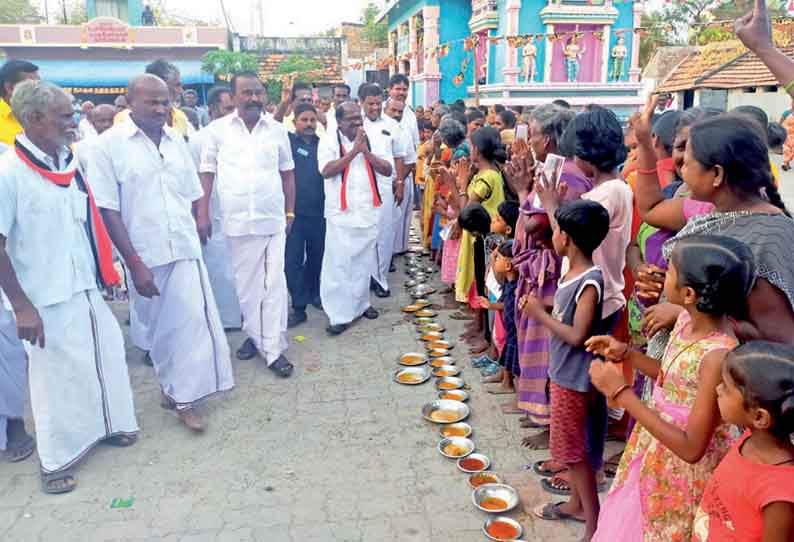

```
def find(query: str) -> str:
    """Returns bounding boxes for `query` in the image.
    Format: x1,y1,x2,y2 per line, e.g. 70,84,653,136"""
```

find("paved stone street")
0,234,592,542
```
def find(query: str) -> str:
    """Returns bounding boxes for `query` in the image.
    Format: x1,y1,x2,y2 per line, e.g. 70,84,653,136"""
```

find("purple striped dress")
513,162,592,423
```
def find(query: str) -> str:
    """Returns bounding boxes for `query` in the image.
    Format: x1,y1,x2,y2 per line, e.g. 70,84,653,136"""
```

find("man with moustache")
74,104,116,171
284,102,325,328
198,72,296,377
188,86,241,330
384,98,418,258
358,83,406,299
325,83,352,135
91,74,234,432
319,101,392,335
0,80,138,493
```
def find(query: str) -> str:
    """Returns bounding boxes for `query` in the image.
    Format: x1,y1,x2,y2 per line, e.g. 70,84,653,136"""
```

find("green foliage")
201,50,260,81
361,1,388,46
639,11,673,69
696,26,734,45
0,0,40,23
710,0,786,20
265,55,324,104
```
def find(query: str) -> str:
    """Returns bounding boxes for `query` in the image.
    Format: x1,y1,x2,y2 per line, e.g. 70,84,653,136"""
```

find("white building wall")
727,87,792,123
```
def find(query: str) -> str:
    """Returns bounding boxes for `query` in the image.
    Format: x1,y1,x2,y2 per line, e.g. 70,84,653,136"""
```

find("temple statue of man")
610,36,628,82
523,37,538,83
564,35,585,83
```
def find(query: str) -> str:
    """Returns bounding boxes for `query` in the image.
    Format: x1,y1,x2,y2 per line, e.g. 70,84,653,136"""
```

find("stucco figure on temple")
564,34,585,83
610,35,628,81
523,35,538,83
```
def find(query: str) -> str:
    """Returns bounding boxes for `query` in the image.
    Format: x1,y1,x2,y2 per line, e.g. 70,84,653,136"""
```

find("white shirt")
582,178,634,319
318,131,381,228
200,111,294,237
79,117,97,141
395,122,418,167
363,115,405,189
0,135,98,308
189,128,223,229
89,116,204,269
401,106,421,151
74,137,98,176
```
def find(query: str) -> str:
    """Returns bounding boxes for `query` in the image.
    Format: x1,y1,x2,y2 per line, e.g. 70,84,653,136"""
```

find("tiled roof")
656,40,747,93
696,46,794,89
256,53,344,85
642,46,698,80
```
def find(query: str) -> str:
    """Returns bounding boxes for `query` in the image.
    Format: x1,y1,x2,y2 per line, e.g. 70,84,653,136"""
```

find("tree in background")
202,50,260,81
639,11,671,68
361,1,387,47
265,55,324,104
55,0,88,24
0,0,40,23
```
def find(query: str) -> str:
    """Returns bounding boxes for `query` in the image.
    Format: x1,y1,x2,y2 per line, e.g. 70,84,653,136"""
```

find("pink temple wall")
550,24,603,83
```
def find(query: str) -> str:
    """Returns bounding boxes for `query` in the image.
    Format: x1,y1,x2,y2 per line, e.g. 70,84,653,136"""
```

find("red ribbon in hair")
337,131,381,211
14,142,120,288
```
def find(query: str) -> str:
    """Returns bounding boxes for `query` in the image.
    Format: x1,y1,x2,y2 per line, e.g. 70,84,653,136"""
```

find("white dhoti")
321,221,378,326
226,233,288,365
27,289,138,473
0,304,28,451
128,281,151,352
129,259,234,405
202,230,242,330
392,175,414,255
373,188,396,292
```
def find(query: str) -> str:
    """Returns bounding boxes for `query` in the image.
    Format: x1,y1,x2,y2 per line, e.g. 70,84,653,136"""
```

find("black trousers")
285,215,326,311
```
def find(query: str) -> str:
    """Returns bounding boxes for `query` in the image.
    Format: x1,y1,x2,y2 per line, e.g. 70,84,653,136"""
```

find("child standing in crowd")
585,235,755,542
522,200,609,541
693,341,794,542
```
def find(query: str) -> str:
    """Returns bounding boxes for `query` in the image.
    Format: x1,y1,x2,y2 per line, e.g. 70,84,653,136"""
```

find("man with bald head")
384,98,417,258
75,104,116,171
0,80,138,493
90,74,234,432
318,100,392,335
78,101,96,140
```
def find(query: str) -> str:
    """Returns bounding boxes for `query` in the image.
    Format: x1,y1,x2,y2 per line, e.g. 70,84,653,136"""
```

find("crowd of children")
412,92,794,541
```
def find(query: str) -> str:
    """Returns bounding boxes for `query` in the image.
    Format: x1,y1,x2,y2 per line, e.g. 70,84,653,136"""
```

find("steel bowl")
468,471,503,489
421,399,470,424
408,246,424,254
420,331,445,342
393,366,431,386
401,304,421,313
398,352,428,366
437,389,468,402
429,348,452,359
457,453,491,473
437,436,475,459
439,422,472,438
414,298,433,308
418,323,446,334
423,265,436,274
426,340,454,351
472,484,519,514
404,279,422,288
435,376,464,390
411,286,437,299
431,365,461,378
413,317,436,326
430,356,455,368
483,516,523,541
415,309,437,318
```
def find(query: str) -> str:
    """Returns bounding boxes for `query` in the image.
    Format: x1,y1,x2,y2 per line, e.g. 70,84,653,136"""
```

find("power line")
218,0,235,33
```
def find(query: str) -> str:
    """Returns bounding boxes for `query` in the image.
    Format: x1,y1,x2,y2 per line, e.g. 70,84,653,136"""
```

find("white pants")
129,259,234,405
392,176,414,255
321,221,377,326
373,186,396,291
28,289,138,473
0,304,28,451
227,233,288,365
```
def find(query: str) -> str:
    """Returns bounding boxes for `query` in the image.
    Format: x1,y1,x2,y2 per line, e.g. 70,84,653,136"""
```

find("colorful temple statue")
564,34,585,83
610,35,628,81
523,36,538,83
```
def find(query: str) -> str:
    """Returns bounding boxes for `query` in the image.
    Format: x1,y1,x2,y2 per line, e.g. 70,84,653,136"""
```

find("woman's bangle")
610,384,631,402
636,167,657,175
459,191,467,198
286,212,295,219
619,343,630,361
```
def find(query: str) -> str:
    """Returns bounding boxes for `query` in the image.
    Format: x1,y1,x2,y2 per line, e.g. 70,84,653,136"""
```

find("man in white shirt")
384,98,418,258
198,72,296,378
78,100,96,140
324,83,352,138
74,104,116,171
319,101,393,335
188,86,241,331
91,74,234,433
0,80,138,493
274,81,327,139
358,83,406,298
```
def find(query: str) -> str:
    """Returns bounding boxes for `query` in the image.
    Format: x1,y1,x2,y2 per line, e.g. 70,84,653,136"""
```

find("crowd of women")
410,2,794,540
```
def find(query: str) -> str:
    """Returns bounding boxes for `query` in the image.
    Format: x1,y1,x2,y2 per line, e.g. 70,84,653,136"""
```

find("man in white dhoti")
197,72,296,378
384,98,418,260
188,86,241,330
358,83,406,299
0,80,138,493
91,74,233,432
388,74,421,216
319,101,393,336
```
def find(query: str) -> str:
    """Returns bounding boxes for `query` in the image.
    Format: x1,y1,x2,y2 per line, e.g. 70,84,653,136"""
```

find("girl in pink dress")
585,235,755,542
